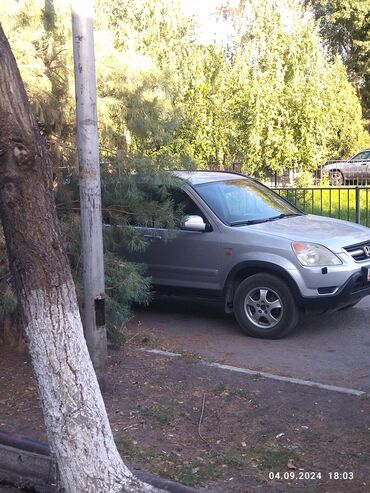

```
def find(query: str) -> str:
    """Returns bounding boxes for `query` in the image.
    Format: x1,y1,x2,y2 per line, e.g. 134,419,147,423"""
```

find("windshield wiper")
230,213,302,227
230,218,271,226
268,213,302,221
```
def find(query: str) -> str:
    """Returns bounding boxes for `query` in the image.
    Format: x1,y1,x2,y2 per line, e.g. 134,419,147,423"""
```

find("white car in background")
323,149,370,186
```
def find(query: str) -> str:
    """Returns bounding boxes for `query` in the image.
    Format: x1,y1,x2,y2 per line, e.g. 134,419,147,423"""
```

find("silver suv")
128,171,370,338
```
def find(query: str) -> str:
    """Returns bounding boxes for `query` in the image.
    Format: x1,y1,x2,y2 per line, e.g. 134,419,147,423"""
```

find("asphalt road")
129,294,370,393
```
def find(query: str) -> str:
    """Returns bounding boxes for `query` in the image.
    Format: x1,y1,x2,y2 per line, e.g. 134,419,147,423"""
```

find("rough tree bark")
0,24,161,493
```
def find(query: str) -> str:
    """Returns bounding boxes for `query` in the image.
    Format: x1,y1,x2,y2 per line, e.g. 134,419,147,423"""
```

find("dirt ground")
0,328,369,493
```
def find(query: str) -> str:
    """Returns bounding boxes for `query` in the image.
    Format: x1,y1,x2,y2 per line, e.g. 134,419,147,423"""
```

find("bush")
294,170,315,188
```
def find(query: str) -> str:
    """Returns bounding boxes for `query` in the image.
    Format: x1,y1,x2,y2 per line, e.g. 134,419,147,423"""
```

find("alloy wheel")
244,286,283,329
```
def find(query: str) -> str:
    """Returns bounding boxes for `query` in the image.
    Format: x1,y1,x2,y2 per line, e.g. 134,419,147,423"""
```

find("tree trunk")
0,24,159,493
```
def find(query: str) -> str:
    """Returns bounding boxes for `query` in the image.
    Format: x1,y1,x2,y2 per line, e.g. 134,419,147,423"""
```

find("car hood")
245,214,370,252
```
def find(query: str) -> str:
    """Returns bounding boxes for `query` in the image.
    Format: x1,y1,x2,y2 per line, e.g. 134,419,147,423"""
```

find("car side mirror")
181,215,208,232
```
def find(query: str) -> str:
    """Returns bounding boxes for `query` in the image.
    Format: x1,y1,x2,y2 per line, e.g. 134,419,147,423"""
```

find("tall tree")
221,0,369,174
0,22,161,493
304,0,370,120
170,44,235,168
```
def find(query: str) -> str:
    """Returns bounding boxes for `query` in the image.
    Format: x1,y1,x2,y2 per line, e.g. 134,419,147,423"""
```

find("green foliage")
225,0,369,174
255,447,300,470
170,44,236,168
0,234,17,323
294,171,315,188
104,253,151,348
101,159,188,229
304,0,370,121
2,0,369,172
0,289,17,320
140,404,175,426
54,160,184,346
54,197,152,348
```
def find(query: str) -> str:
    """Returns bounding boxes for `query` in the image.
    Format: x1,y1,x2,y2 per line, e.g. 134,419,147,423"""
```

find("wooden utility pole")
71,0,107,383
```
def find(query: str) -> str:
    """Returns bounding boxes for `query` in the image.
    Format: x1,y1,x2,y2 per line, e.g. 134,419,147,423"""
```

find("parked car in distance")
123,171,370,339
323,149,370,186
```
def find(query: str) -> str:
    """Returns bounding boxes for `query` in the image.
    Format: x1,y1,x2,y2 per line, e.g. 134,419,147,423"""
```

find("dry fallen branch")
197,393,206,442
197,393,220,456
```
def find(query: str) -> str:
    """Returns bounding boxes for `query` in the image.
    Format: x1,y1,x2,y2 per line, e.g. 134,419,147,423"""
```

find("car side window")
170,188,208,225
130,184,207,229
352,151,370,161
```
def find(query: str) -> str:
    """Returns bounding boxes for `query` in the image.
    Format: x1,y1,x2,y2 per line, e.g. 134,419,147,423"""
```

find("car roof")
355,148,370,156
173,170,247,186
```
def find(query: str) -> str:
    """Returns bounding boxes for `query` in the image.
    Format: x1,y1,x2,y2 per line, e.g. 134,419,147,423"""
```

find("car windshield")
194,178,301,225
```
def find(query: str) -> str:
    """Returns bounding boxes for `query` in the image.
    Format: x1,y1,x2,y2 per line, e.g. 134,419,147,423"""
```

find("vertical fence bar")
347,188,350,221
329,188,332,217
338,188,341,219
311,188,314,214
355,187,360,224
320,188,323,215
367,189,369,227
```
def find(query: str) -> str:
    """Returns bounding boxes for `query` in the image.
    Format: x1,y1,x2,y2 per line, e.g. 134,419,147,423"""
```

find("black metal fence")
274,186,370,227
264,158,370,188
265,169,322,188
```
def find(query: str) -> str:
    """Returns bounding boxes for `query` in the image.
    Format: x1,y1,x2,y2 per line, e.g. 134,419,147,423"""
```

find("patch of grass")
114,436,139,459
157,454,245,487
140,404,175,426
165,462,206,487
115,436,157,463
255,447,300,471
252,372,263,381
115,434,247,487
231,388,253,399
212,384,253,400
212,383,228,395
220,455,244,467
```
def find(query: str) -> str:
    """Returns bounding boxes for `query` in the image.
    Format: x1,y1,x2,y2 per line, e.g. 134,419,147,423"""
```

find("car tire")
329,170,344,186
233,273,299,339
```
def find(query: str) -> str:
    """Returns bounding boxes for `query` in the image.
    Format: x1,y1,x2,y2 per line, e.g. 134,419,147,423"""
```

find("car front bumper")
296,267,370,311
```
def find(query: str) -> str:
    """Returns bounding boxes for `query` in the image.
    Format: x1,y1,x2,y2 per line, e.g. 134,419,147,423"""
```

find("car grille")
344,241,370,261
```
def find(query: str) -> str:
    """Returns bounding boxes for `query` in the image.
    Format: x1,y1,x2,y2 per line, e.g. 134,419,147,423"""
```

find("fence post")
355,186,360,224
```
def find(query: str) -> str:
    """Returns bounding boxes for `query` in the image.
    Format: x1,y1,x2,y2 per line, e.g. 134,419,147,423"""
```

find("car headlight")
292,242,342,266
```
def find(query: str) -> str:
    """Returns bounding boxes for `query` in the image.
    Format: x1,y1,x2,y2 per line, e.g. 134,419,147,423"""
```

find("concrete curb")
0,431,205,493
